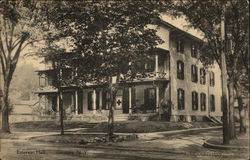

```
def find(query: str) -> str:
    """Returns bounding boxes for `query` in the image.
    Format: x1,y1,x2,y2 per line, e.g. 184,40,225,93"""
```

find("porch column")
99,90,102,111
156,86,159,113
75,91,78,115
92,89,96,114
57,95,59,113
129,87,132,114
155,54,159,77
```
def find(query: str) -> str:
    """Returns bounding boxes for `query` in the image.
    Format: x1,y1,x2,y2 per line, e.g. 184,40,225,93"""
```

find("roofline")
159,20,204,43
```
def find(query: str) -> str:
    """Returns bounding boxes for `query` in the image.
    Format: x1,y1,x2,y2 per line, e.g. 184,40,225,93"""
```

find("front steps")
114,114,130,121
206,116,223,125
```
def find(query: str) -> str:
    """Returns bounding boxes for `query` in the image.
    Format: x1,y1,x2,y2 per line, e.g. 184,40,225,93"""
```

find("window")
177,60,184,80
200,93,206,111
191,116,197,122
102,91,107,109
192,91,198,110
191,44,198,58
191,65,198,82
136,56,155,72
96,91,100,110
200,68,206,85
87,91,93,110
209,72,215,86
177,88,185,110
176,40,184,53
210,94,215,112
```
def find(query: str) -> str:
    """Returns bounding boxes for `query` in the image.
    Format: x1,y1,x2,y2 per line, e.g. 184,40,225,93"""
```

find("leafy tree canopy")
37,1,168,86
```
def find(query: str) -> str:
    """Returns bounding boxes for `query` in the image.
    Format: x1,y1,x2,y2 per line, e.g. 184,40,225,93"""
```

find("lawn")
31,133,138,144
83,121,219,133
11,121,97,132
11,120,219,133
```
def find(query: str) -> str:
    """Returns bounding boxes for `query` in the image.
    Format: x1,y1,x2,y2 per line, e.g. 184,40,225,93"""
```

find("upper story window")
192,91,198,110
177,88,185,110
136,56,155,72
177,60,184,80
200,93,206,111
210,94,215,112
176,40,184,53
62,68,73,80
209,71,215,86
191,44,198,58
191,65,198,83
200,68,206,85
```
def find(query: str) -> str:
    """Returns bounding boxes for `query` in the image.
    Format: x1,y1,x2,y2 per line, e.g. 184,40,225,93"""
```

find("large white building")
35,20,223,122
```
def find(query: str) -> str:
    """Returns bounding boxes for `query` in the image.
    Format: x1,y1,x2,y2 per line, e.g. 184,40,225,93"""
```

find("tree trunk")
107,75,120,141
107,83,116,140
1,83,10,133
59,91,64,135
221,52,230,144
220,7,230,144
228,81,236,139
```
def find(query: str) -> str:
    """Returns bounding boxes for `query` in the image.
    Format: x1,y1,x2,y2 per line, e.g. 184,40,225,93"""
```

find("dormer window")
176,40,184,53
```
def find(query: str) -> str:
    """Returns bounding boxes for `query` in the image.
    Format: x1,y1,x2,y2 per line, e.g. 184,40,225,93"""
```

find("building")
35,21,222,122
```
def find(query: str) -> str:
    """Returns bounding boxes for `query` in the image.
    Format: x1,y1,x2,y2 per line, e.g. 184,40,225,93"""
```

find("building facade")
35,21,222,122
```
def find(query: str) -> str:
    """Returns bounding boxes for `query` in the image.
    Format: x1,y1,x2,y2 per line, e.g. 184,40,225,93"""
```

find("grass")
11,120,219,133
31,133,138,144
11,121,97,132
84,121,219,133
31,134,105,144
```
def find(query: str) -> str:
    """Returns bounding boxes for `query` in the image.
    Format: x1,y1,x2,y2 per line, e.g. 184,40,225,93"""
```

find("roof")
159,20,204,43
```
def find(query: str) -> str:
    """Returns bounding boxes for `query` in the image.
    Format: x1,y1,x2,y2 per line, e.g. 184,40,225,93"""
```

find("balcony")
34,85,58,94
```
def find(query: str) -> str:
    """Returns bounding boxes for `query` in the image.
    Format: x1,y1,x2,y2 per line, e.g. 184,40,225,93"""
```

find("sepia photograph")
0,0,249,160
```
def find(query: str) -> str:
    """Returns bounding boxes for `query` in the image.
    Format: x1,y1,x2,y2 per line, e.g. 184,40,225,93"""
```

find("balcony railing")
35,85,58,93
135,71,169,81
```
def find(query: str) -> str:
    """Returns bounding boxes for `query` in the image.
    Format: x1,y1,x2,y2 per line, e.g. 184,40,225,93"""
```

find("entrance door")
116,96,123,110
122,89,129,113
78,91,83,114
144,88,156,110
51,96,57,112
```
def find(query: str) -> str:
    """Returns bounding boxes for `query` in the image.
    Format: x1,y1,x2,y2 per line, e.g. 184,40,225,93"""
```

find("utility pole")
221,4,230,145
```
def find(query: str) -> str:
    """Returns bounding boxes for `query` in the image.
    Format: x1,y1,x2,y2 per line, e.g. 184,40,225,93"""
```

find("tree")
0,1,31,133
39,1,166,139
0,0,48,133
168,0,249,144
